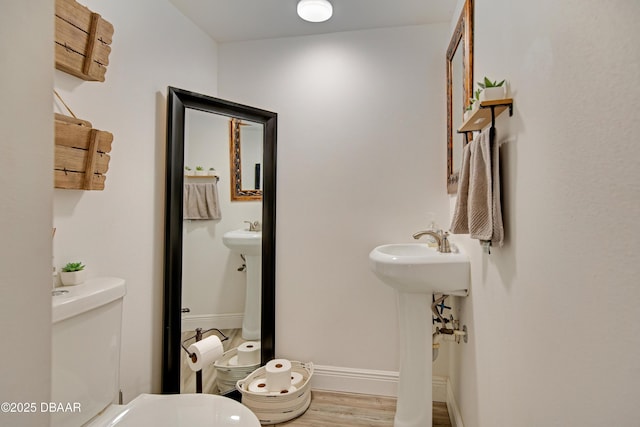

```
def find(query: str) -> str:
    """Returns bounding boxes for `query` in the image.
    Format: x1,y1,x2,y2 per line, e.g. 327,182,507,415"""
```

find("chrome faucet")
412,229,451,253
244,220,261,231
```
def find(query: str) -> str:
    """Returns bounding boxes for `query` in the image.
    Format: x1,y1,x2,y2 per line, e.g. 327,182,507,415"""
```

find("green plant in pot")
60,262,86,286
464,89,482,120
195,166,206,176
184,166,192,176
478,77,507,102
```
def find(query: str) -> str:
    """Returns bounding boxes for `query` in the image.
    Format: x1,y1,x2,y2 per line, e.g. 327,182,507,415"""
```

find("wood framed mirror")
162,87,277,395
446,0,474,194
230,118,263,201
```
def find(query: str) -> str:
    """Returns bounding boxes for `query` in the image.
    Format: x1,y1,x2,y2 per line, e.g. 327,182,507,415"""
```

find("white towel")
450,127,504,247
183,182,221,220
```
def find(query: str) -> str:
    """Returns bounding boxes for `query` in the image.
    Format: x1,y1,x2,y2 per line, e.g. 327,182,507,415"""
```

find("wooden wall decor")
54,113,113,190
55,0,114,82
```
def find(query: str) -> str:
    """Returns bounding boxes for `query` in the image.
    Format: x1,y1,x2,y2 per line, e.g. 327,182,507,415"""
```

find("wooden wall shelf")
458,98,513,133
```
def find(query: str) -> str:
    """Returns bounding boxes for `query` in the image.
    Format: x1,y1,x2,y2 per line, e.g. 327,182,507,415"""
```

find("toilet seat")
84,393,260,427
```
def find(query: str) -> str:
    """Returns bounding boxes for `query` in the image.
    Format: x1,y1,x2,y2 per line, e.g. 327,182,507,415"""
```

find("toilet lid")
86,393,260,427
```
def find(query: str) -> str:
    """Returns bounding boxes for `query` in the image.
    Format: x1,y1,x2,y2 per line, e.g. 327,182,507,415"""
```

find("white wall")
448,0,640,425
219,24,451,385
52,0,218,401
0,2,53,426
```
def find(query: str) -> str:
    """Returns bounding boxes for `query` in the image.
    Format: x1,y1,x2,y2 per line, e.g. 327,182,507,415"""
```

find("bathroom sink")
369,243,469,296
222,229,262,256
369,242,470,426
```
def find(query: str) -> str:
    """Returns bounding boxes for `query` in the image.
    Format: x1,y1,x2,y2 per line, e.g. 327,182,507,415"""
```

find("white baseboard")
310,365,399,397
181,313,243,332
309,365,451,404
446,377,464,427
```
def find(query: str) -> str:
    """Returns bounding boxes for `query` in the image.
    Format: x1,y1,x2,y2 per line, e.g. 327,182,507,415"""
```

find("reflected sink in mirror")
222,229,261,256
223,228,262,340
369,243,470,296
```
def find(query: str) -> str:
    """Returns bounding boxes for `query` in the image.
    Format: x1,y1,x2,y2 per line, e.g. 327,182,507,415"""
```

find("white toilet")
51,277,260,427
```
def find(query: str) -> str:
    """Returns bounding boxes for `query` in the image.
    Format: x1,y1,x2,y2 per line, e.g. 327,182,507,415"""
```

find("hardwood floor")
273,390,452,427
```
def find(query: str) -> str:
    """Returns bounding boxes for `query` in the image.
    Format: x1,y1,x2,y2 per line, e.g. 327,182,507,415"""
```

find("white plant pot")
463,109,473,121
207,170,217,176
60,270,86,286
479,86,507,102
195,170,207,176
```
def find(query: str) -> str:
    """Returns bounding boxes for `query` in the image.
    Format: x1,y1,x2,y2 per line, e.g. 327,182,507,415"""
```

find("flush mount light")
297,0,333,23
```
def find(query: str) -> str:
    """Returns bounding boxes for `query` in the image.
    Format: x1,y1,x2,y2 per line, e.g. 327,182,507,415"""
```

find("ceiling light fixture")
297,0,333,23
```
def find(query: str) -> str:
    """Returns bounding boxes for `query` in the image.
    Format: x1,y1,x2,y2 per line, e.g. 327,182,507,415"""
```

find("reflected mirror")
230,118,263,201
162,87,277,396
447,0,473,194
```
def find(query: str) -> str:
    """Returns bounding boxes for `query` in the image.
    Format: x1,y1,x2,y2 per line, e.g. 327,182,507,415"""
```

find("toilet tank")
51,277,126,427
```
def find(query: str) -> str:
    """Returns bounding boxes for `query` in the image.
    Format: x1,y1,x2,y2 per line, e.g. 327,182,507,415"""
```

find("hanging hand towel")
450,141,471,234
468,128,493,241
487,131,504,247
183,182,221,220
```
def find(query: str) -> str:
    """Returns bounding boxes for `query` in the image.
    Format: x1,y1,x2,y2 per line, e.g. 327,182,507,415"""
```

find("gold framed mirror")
446,0,474,194
230,118,263,201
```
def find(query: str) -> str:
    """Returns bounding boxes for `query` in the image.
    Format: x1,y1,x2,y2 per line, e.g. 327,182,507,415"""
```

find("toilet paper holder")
181,327,229,393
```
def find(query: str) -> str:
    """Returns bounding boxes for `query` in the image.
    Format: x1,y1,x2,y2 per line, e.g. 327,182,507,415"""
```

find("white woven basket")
214,348,260,394
236,361,313,425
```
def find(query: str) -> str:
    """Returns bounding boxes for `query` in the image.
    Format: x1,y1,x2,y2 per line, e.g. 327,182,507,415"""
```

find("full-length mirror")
162,87,277,395
447,0,473,194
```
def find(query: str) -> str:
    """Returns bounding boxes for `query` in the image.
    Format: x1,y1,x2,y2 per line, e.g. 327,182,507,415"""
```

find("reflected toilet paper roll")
187,335,224,372
237,341,261,366
248,378,268,393
265,359,292,392
290,372,304,387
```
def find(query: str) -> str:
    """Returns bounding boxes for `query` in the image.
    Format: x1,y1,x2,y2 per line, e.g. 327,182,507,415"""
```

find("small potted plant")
478,77,507,102
184,166,193,176
60,262,86,286
464,89,482,121
195,166,206,176
208,167,217,176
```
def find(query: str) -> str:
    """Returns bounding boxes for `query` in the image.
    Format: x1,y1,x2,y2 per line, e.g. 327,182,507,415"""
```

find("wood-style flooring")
273,390,452,427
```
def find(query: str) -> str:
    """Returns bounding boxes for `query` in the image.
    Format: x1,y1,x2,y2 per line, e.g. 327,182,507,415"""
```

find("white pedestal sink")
369,243,470,427
223,229,261,340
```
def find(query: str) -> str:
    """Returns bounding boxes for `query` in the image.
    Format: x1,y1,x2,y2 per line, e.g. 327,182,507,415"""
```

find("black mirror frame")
161,87,277,393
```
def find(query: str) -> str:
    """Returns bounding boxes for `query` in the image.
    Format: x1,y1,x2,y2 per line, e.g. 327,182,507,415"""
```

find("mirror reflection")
230,118,263,200
181,109,263,394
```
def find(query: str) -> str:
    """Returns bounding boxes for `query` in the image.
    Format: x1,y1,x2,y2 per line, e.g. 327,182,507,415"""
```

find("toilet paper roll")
265,359,292,392
290,372,304,387
237,341,261,366
187,335,224,372
248,378,269,393
268,385,297,396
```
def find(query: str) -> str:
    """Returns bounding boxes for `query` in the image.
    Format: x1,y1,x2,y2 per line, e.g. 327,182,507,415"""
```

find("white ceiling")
169,0,456,43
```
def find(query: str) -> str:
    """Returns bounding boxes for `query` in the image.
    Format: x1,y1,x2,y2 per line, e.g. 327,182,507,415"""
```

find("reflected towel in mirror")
183,182,221,220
